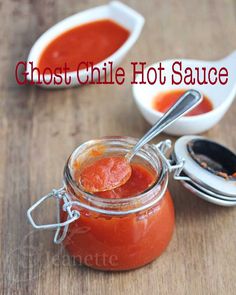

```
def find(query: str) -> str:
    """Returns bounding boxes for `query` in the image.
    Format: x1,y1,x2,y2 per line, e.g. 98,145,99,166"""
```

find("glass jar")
27,137,184,271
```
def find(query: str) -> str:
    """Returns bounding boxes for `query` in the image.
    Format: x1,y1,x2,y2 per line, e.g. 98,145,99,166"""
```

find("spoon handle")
128,89,202,160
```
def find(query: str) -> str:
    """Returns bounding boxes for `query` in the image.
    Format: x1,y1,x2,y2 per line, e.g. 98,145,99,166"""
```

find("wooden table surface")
1,0,236,294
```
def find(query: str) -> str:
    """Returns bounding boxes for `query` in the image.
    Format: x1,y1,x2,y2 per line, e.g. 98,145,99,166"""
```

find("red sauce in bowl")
38,19,130,72
152,89,213,116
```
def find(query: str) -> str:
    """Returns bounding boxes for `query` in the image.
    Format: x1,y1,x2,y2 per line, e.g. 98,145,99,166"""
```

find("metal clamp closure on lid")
27,188,80,244
155,139,187,181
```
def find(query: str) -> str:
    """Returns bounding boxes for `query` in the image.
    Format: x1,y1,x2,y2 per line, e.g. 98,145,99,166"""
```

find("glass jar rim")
63,136,169,213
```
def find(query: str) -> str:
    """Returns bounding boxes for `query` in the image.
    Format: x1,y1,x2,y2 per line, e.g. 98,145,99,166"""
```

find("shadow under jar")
61,136,175,271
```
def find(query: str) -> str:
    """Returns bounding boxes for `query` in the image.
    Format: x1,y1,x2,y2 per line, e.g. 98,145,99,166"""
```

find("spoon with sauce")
80,89,202,193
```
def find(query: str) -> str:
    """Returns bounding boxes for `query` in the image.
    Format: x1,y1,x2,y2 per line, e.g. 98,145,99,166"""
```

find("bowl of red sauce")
133,86,216,135
132,57,236,135
27,137,176,271
26,1,144,88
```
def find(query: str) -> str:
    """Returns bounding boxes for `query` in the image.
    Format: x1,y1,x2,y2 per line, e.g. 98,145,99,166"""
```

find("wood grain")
0,0,236,294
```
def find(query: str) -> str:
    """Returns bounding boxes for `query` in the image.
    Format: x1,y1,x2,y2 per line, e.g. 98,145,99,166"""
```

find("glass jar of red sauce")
27,137,184,271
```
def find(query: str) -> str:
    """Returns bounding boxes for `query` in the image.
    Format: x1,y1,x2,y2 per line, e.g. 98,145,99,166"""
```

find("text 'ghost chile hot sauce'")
61,147,175,271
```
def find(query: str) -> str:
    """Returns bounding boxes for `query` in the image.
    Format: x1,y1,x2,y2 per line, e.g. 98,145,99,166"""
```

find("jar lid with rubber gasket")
172,135,236,206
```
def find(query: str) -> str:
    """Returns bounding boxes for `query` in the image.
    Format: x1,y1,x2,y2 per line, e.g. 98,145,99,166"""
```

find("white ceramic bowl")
133,52,236,135
27,1,145,88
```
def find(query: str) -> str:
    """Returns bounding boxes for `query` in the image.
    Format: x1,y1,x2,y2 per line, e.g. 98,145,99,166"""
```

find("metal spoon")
126,89,202,161
80,89,202,193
